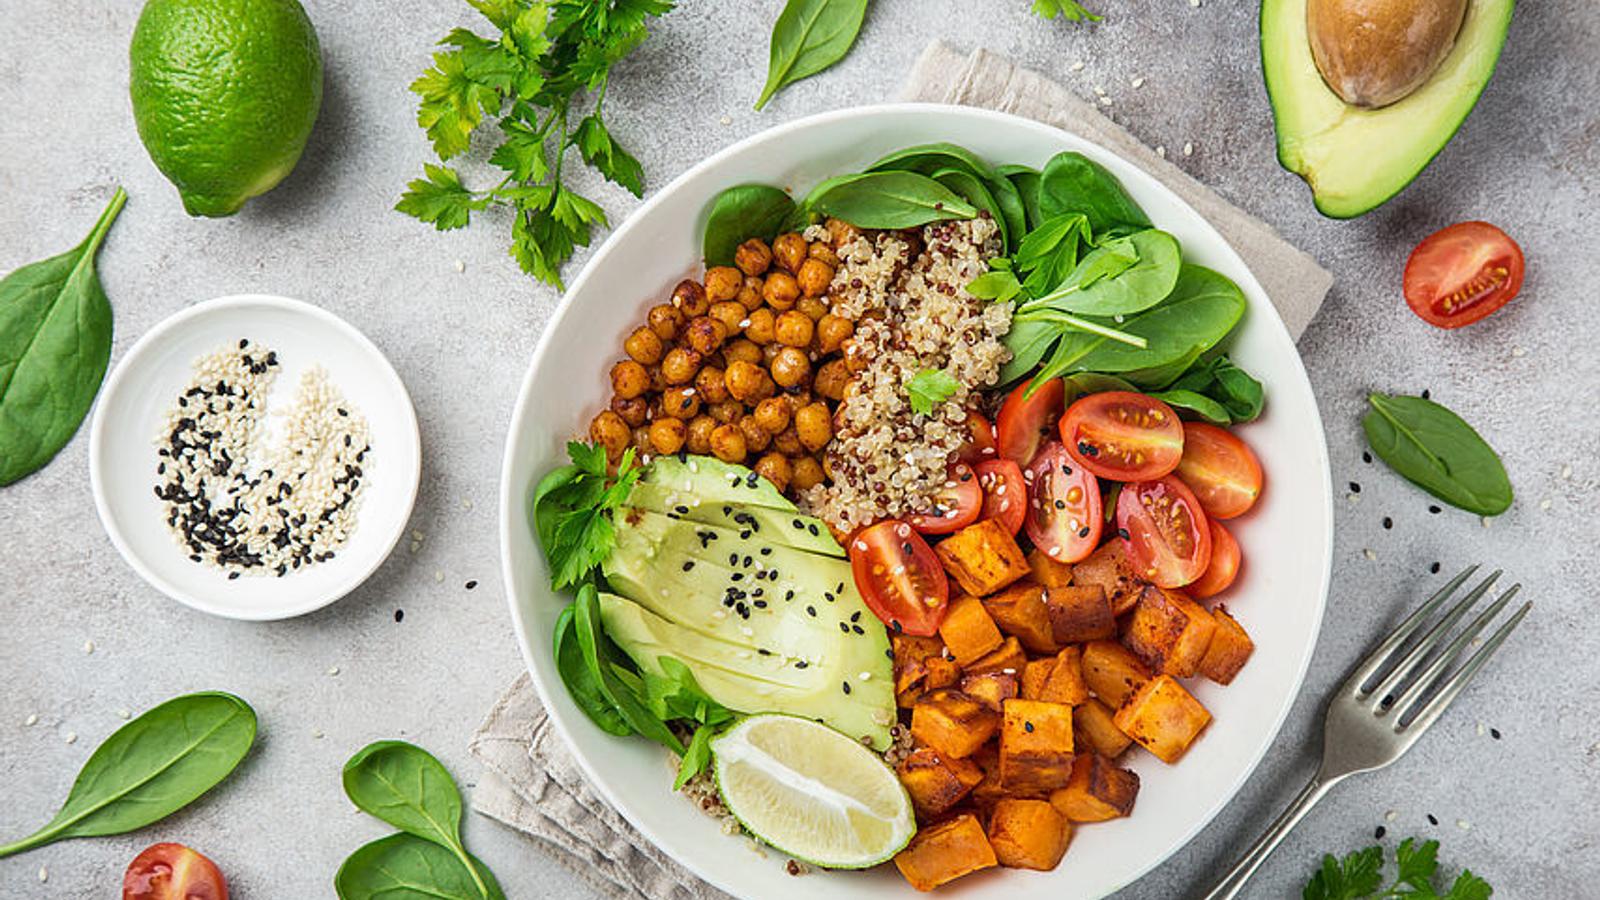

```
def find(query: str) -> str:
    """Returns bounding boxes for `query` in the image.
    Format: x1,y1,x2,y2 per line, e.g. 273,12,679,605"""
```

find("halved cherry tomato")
1188,520,1240,598
1174,421,1263,519
1115,475,1212,588
975,458,1026,536
907,462,982,535
1024,442,1103,564
124,843,228,900
996,378,1064,466
1403,221,1524,329
1060,391,1184,482
956,410,998,464
849,520,950,636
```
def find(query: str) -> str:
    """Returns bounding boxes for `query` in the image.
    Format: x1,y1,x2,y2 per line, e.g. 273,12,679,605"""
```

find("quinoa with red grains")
798,216,1011,534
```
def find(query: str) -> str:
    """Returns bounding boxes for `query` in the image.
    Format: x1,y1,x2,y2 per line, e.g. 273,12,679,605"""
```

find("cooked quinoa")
799,217,1011,533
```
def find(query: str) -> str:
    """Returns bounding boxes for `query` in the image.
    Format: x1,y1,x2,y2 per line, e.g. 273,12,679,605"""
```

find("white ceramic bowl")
500,104,1333,899
91,294,421,621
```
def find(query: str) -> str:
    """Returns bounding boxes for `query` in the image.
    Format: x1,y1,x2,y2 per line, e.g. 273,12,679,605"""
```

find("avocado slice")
626,480,844,558
640,454,794,512
1261,0,1513,217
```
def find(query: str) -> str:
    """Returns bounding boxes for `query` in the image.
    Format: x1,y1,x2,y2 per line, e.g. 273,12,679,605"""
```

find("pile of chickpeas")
588,221,864,495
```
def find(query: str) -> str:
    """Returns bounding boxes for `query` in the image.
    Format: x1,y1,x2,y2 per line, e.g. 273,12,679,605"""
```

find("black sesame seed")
1117,527,1131,540
729,553,739,565
740,530,752,539
1362,451,1372,464
731,573,744,582
1427,814,1438,826
851,611,861,622
683,561,695,572
394,609,405,622
1490,728,1501,740
807,606,817,616
1430,561,1441,574
1079,526,1090,538
852,625,864,634
1421,389,1431,400
758,648,771,656
1382,517,1393,530
465,580,478,590
1429,505,1441,514
824,592,836,603
1349,481,1361,493
808,524,820,536
796,660,809,669
792,519,805,529
754,600,767,608
1024,721,1034,733
760,547,773,556
891,620,903,633
1375,825,1387,840
785,590,795,601
839,622,850,633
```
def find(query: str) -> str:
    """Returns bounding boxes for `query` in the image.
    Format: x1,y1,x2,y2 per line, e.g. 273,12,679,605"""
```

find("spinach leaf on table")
809,171,978,229
703,184,796,267
755,0,869,110
1363,393,1512,516
0,691,255,858
0,186,126,486
335,833,505,900
1037,151,1150,237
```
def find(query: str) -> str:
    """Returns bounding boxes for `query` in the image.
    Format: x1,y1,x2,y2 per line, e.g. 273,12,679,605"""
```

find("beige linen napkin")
468,43,1334,900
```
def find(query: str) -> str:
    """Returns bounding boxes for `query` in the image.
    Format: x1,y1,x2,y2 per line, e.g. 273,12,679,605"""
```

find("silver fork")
1200,565,1532,900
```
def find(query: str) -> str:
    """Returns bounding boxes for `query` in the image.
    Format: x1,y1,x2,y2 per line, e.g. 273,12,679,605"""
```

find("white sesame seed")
117,708,131,720
1363,548,1377,561
64,731,77,744
409,541,421,553
1131,77,1145,88
461,498,473,510
1511,346,1526,357
1561,464,1573,479
1093,85,1106,96
1348,493,1361,504
892,564,907,576
39,867,47,883
1156,145,1166,158
1385,810,1398,822
719,115,732,126
1189,0,1200,7
1481,516,1492,528
1099,96,1112,106
1457,819,1471,831
84,640,95,654
1070,60,1085,71
712,610,727,620
859,671,873,681
1540,498,1552,510
25,714,38,726
1476,721,1486,736
327,666,340,676
434,570,445,582
1048,546,1063,558
453,259,465,273
740,626,754,637
1183,142,1194,156
313,729,325,739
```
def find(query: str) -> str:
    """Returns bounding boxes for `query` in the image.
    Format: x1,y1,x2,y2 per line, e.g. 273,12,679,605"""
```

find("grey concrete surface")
2,0,1596,897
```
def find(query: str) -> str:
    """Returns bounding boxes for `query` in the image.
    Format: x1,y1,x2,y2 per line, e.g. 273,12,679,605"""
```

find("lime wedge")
711,714,915,869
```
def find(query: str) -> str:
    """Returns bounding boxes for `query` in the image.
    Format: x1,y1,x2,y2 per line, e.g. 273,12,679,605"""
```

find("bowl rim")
89,292,422,621
499,101,1333,898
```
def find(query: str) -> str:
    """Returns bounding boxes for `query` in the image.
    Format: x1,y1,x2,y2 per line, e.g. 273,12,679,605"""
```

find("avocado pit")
1307,0,1469,108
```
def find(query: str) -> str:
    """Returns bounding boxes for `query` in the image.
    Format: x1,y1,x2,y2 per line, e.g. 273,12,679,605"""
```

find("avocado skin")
1260,0,1515,218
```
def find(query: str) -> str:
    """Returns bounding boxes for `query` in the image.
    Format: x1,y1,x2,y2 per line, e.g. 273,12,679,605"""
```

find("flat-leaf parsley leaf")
531,442,643,589
1031,0,1102,22
1303,838,1493,900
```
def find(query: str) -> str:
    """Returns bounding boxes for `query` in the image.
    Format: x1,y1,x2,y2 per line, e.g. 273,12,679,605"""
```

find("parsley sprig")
531,442,642,589
1305,838,1492,900
398,0,672,287
1031,0,1101,22
906,368,959,416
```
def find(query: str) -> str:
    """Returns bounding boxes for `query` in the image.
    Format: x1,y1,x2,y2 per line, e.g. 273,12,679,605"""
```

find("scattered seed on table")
83,640,94,654
117,708,131,720
64,732,77,744
1382,517,1393,530
1385,810,1398,822
1362,451,1372,464
1431,561,1441,574
327,666,340,676
38,867,47,883
1427,813,1438,825
465,580,478,590
434,570,444,582
394,609,405,622
1421,389,1431,400
1429,505,1441,514
1491,728,1502,740
24,714,38,726
1375,825,1387,840
1349,481,1361,493
1363,548,1376,561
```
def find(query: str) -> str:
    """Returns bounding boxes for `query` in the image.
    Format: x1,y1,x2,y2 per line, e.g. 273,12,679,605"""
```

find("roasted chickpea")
753,397,792,434
610,395,649,427
813,358,850,401
795,402,832,451
797,258,835,298
709,301,746,335
709,399,744,424
808,241,840,267
695,366,730,403
772,233,807,273
772,426,804,456
734,239,773,277
842,337,870,373
737,276,765,311
683,316,728,355
660,386,700,419
672,279,710,317
649,365,669,393
762,341,784,365
649,417,687,455
589,410,631,460
796,297,829,322
753,453,792,493
743,307,777,345
686,415,717,454
791,455,826,490
704,266,742,303
825,217,861,248
784,390,813,413
774,310,815,348
710,424,748,463
816,314,854,353
661,346,703,385
762,271,801,310
647,303,683,340
723,337,762,366
770,346,811,389
720,360,761,403
738,416,772,453
624,327,664,366
612,358,652,399
633,425,653,453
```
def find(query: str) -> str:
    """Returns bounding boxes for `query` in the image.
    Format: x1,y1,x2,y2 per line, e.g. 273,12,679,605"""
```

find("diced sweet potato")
1045,584,1116,644
1080,640,1152,708
911,689,1000,758
894,633,945,707
968,743,1006,810
1027,547,1075,588
982,582,1057,654
935,519,1031,597
1121,585,1218,678
999,698,1075,795
925,656,961,690
1113,674,1212,763
898,747,985,819
1020,658,1055,701
894,813,998,891
987,798,1071,870
1198,604,1254,685
1071,541,1144,615
964,636,1027,677
1050,753,1140,822
1038,646,1090,706
940,594,1004,666
1072,698,1133,758
961,670,1020,711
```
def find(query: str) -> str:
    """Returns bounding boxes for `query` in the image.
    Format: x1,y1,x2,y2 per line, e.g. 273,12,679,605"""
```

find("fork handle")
1198,773,1342,900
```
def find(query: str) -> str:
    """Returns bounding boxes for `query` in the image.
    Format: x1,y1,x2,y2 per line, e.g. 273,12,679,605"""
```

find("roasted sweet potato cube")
982,582,1057,653
894,813,998,891
987,798,1071,870
1038,646,1090,706
894,633,945,671
935,519,1031,596
999,698,1075,795
1071,541,1144,615
964,636,1027,677
1045,584,1116,644
1121,585,1218,678
1199,605,1254,685
1050,753,1140,822
940,594,1004,666
1080,640,1152,707
894,633,944,706
961,670,1020,711
924,656,961,690
1113,674,1212,763
911,689,1000,758
1027,547,1075,588
1020,657,1055,701
968,743,1006,810
898,747,985,819
1073,698,1133,758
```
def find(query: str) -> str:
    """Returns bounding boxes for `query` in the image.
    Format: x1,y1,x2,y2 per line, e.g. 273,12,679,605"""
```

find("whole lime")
130,0,323,217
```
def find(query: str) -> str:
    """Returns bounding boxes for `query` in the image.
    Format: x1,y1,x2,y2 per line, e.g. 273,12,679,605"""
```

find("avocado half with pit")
1261,0,1514,218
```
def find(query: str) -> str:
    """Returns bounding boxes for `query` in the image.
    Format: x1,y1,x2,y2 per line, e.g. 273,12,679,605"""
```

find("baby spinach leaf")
674,722,717,791
966,269,1023,303
810,171,978,229
867,142,997,179
1037,151,1150,237
0,187,126,486
335,833,505,900
703,184,796,267
1123,345,1205,390
1164,356,1265,422
1061,372,1136,403
554,603,631,736
984,174,1028,255
998,317,1058,385
1150,389,1232,424
1023,229,1181,317
0,691,255,858
930,168,1007,250
755,0,869,110
1363,393,1512,516
644,657,736,727
996,164,1045,230
574,584,685,754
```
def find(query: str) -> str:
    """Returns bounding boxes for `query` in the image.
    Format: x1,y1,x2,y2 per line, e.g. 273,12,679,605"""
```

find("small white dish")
90,294,420,621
